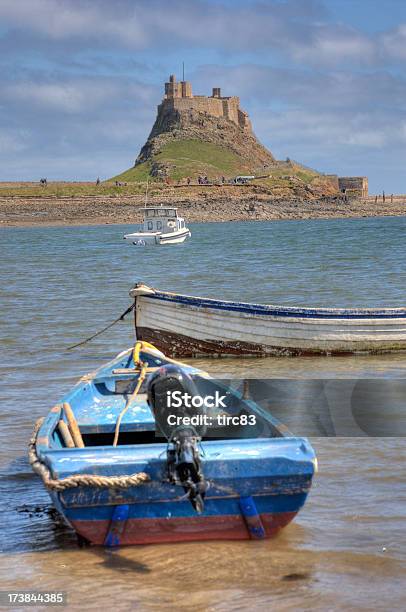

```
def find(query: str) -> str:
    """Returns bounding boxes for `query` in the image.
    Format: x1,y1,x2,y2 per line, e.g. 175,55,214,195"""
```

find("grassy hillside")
0,181,146,197
111,140,326,187
0,139,333,199
0,155,332,199
111,139,252,182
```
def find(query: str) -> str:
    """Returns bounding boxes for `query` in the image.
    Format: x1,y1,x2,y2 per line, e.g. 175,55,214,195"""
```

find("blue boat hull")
66,507,301,545
53,481,310,545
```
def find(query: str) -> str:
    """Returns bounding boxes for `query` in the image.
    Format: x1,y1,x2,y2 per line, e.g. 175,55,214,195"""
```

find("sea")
0,216,405,611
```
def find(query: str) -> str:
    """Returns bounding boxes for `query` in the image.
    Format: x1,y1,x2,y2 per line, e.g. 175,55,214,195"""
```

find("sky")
1,0,406,192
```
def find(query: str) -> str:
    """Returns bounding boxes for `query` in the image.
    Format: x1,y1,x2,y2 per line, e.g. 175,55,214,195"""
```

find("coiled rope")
29,418,150,491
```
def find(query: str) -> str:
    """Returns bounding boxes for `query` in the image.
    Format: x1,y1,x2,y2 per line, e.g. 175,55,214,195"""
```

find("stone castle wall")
160,74,251,132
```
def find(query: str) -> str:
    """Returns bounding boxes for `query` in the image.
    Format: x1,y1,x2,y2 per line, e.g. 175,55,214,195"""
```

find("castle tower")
164,74,193,99
181,80,192,98
164,74,179,98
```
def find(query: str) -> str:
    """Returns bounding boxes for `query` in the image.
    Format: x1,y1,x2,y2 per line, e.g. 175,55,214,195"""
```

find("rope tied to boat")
66,302,135,350
29,418,150,491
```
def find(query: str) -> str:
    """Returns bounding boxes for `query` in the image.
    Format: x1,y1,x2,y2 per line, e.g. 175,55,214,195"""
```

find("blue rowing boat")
30,342,316,546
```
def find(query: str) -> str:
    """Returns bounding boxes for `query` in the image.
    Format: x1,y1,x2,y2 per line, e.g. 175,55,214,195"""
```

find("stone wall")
171,96,224,117
338,177,368,197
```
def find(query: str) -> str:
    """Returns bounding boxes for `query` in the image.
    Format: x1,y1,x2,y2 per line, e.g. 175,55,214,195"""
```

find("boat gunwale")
138,287,406,318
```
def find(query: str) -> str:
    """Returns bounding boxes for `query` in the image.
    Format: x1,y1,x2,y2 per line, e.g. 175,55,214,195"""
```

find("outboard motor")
147,365,208,513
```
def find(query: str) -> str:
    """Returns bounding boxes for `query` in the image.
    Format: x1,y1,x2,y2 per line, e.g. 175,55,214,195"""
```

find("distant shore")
0,183,405,227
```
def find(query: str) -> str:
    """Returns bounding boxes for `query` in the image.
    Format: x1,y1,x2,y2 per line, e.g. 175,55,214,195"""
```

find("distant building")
160,74,252,132
338,177,368,198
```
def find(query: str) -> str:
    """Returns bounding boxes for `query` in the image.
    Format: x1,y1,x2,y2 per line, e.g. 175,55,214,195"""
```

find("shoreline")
2,212,406,229
1,191,405,228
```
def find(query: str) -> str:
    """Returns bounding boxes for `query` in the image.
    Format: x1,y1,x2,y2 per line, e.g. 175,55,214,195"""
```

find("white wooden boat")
124,206,191,245
130,284,406,357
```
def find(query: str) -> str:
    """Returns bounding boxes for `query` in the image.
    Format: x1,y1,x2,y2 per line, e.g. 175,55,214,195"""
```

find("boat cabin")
142,207,186,234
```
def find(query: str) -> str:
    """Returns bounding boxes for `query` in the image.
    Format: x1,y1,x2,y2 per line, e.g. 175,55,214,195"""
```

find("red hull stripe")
71,511,297,545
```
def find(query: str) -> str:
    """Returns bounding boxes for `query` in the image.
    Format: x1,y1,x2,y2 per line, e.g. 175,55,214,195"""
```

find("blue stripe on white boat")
148,291,406,319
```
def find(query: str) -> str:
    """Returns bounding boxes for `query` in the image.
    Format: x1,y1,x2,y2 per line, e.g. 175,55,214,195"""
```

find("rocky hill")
113,107,280,183
136,105,277,179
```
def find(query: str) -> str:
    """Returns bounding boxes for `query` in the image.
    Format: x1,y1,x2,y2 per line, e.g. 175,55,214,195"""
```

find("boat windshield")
144,208,177,218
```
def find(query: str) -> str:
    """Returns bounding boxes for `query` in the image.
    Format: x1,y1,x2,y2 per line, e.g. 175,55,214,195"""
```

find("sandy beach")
0,185,405,227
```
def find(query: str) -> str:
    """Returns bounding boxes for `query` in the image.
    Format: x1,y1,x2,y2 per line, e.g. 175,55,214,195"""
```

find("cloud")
0,0,391,67
193,63,406,112
0,73,159,180
0,130,31,154
0,0,147,45
1,73,159,114
381,23,406,61
4,81,106,113
294,26,376,66
258,108,405,151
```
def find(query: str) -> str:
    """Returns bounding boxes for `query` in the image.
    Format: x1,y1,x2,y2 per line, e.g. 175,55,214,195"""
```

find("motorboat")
124,206,191,245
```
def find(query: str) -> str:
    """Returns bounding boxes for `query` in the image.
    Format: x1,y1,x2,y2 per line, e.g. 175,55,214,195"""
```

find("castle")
159,74,252,132
131,74,368,197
